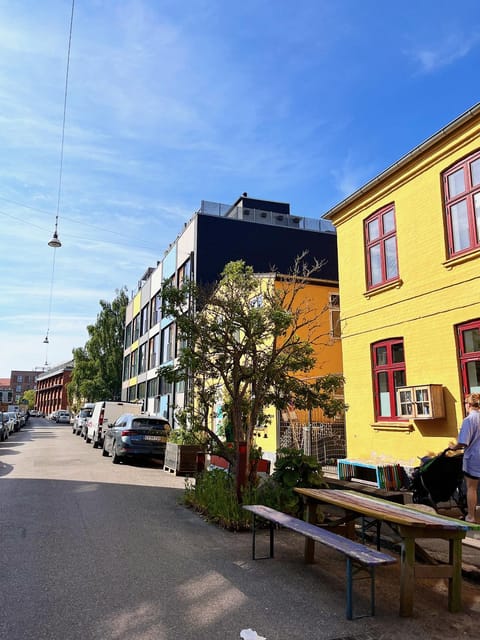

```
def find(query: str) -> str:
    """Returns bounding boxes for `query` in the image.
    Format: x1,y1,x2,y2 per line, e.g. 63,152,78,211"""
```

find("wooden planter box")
164,442,202,476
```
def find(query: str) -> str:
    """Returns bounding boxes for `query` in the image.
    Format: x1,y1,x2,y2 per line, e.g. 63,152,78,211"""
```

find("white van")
86,401,144,448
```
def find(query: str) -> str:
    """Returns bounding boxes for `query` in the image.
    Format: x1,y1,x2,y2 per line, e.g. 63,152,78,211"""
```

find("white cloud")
407,32,480,73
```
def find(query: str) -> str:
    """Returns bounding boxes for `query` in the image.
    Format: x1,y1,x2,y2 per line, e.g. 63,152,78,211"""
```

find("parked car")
73,404,95,436
86,401,144,448
102,414,171,464
55,411,71,424
5,411,19,434
0,412,13,441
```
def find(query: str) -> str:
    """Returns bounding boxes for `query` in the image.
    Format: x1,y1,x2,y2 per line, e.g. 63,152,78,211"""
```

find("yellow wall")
330,113,480,466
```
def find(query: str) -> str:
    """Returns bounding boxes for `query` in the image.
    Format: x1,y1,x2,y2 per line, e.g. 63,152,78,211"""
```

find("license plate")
144,435,167,442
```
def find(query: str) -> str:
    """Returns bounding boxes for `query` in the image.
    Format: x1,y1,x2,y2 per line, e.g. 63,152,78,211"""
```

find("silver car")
73,407,93,435
102,413,170,464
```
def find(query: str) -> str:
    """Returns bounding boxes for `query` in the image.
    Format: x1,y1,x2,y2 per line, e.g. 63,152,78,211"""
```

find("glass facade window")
138,343,147,374
148,334,159,369
372,339,406,421
125,322,132,348
150,291,162,326
132,315,140,342
140,304,149,336
161,323,175,363
177,258,191,287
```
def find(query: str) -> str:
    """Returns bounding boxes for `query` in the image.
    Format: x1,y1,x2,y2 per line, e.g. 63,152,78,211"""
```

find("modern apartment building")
122,194,339,436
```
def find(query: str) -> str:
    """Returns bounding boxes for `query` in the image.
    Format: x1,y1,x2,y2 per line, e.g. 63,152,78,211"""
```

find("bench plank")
243,504,396,620
243,505,395,566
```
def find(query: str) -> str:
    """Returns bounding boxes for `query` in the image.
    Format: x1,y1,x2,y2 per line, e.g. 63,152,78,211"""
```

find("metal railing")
197,200,336,234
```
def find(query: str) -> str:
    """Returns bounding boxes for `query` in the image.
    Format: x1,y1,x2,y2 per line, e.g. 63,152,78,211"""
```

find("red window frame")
443,149,480,258
371,338,406,421
456,319,480,399
364,204,399,290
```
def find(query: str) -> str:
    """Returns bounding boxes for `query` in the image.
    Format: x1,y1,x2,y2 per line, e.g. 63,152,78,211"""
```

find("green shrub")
183,448,326,528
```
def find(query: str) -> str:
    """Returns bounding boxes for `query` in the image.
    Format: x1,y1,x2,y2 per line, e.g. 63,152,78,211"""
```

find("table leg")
448,538,463,613
304,499,315,563
400,536,415,617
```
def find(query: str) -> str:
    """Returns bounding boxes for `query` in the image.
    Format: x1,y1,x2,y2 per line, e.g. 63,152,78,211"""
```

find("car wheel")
112,444,121,464
92,436,99,449
102,442,109,457
85,433,91,443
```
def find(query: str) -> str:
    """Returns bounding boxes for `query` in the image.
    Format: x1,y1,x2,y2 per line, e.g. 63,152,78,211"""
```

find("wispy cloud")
407,32,480,73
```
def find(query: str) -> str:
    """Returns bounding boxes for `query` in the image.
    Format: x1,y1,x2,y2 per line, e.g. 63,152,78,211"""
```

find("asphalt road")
1,418,479,640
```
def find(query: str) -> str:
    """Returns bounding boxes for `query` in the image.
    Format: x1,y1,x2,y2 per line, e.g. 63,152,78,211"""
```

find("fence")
279,421,346,475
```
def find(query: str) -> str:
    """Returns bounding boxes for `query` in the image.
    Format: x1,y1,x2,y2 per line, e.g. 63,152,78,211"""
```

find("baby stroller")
410,448,467,517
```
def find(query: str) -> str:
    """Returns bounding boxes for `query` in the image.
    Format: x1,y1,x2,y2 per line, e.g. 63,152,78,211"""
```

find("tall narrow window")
457,320,480,396
365,205,399,290
372,339,406,421
443,150,480,258
328,293,341,338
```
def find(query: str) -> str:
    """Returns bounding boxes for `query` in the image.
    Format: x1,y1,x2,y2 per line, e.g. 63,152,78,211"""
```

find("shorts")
464,471,480,480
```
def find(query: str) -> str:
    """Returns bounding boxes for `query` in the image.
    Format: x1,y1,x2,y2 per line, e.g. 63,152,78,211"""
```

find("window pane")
378,372,391,416
375,346,387,366
382,209,395,234
475,193,480,242
471,158,480,187
368,218,380,241
369,244,382,285
448,168,465,197
450,199,470,251
463,328,480,353
384,237,398,279
394,370,406,388
392,342,405,364
467,361,480,393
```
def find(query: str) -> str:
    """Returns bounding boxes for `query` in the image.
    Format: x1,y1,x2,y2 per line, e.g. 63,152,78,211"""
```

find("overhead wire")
44,0,75,364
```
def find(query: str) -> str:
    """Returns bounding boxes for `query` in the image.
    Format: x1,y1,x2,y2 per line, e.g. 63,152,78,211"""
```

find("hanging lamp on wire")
47,0,75,249
43,0,75,355
48,216,62,248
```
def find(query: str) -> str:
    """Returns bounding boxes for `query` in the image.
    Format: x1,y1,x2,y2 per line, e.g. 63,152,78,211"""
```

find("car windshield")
132,418,169,430
80,409,92,418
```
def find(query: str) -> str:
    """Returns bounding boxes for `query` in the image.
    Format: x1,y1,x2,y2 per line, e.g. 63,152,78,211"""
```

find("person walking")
450,393,480,523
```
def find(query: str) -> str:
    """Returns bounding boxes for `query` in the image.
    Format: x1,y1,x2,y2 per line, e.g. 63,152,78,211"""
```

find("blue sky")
1,0,480,376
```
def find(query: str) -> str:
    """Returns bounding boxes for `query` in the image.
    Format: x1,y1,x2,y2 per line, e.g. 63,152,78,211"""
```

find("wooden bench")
243,504,396,620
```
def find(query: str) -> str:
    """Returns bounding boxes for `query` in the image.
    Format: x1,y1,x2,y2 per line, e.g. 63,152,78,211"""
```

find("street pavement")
1,418,480,640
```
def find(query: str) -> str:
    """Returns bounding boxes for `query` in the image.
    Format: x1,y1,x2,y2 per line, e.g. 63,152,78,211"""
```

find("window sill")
443,246,480,269
363,278,403,299
371,421,414,432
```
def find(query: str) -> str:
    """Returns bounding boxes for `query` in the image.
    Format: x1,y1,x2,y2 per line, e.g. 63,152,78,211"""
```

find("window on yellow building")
328,293,340,338
372,338,406,421
443,150,480,258
457,320,480,397
364,204,399,290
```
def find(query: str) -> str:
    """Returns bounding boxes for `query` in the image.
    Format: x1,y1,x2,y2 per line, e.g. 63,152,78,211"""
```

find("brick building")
35,361,74,416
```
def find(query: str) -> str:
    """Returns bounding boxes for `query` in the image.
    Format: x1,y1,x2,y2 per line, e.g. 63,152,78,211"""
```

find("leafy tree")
68,288,128,406
159,256,345,498
21,389,36,410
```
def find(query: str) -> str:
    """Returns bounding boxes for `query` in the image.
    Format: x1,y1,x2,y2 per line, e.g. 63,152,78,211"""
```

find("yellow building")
254,273,343,466
324,103,480,468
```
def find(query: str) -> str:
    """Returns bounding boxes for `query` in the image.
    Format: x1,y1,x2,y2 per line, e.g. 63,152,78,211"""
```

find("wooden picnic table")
294,487,472,617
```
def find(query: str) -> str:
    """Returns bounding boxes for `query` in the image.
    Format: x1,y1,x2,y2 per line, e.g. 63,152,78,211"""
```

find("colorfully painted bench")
242,504,396,620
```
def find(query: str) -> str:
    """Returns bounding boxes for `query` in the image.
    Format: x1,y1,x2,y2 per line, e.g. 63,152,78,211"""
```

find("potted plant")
164,425,205,476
